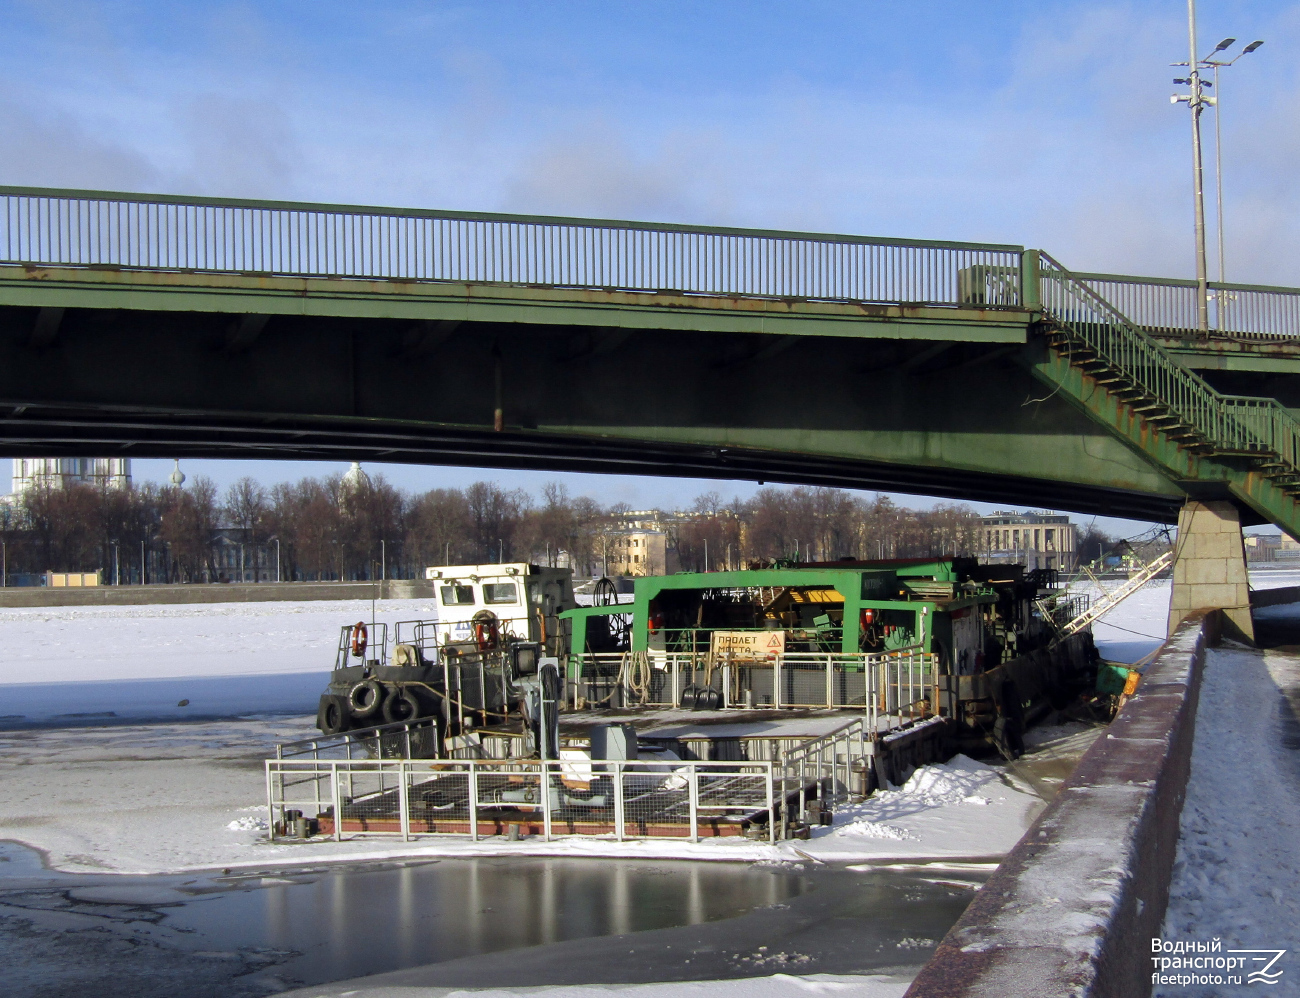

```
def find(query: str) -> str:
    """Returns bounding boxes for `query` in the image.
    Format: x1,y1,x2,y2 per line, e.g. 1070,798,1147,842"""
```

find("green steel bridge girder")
3,261,1297,532
1024,339,1300,540
0,266,1031,344
0,281,1191,522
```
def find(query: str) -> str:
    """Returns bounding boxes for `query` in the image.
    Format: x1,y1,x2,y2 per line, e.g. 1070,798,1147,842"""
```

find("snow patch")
1155,646,1300,995
0,597,441,684
837,820,915,841
797,754,1039,863
284,973,914,998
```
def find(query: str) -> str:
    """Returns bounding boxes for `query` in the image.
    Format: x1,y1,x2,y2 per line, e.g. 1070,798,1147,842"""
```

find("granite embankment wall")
905,611,1218,998
0,579,435,608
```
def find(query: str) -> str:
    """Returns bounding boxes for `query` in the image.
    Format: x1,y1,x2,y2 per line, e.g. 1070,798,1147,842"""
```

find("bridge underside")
0,270,1202,523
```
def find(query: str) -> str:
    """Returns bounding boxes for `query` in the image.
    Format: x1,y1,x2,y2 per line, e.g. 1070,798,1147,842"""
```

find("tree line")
0,472,1025,583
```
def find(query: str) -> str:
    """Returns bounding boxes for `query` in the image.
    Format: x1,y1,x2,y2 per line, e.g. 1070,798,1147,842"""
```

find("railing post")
398,762,410,842
331,761,343,842
1021,249,1041,309
765,763,775,844
265,762,276,842
541,761,552,842
774,655,782,709
468,764,479,842
825,655,833,708
313,752,322,815
688,764,699,843
614,760,625,841
798,759,807,829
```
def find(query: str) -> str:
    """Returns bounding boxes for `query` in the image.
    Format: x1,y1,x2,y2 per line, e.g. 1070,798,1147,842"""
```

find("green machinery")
561,559,1095,751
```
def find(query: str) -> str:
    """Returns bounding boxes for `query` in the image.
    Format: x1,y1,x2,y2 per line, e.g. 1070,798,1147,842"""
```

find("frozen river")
0,843,967,998
0,568,1287,996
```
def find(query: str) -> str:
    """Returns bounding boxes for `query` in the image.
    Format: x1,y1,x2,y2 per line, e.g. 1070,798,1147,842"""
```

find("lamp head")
1243,40,1264,54
1214,37,1236,53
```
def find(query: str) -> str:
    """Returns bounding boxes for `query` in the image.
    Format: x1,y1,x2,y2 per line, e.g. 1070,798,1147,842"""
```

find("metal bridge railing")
1076,270,1300,341
0,186,1023,307
1038,253,1300,478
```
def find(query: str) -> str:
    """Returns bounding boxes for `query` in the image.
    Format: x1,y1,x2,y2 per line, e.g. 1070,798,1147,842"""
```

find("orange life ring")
474,619,498,651
351,621,368,657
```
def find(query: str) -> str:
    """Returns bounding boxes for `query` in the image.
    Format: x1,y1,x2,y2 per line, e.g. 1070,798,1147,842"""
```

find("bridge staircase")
1029,252,1300,538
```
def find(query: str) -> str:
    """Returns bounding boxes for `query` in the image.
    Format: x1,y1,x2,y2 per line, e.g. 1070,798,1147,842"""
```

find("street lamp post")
1172,7,1263,332
1171,0,1212,333
1202,39,1263,291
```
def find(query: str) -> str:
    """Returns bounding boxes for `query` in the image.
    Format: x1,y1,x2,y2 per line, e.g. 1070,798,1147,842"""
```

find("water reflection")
0,843,977,996
175,857,807,986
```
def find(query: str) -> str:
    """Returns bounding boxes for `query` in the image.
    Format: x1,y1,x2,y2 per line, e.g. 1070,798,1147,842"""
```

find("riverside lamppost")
1202,39,1263,286
1170,0,1212,333
1173,32,1263,331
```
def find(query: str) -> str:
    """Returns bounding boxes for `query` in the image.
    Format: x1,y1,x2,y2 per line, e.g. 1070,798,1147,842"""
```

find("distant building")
1245,532,1283,563
213,527,279,583
10,458,131,494
603,529,668,577
1274,532,1300,562
980,510,1077,571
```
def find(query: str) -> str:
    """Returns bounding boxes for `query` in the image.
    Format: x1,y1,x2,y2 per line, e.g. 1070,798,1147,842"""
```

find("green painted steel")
564,566,927,657
1027,341,1300,538
1031,255,1300,538
1073,269,1300,340
0,186,1025,307
7,186,1300,537
561,561,990,669
0,265,1032,343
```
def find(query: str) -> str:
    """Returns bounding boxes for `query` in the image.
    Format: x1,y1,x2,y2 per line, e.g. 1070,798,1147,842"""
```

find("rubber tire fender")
348,679,385,719
382,687,422,725
317,696,350,735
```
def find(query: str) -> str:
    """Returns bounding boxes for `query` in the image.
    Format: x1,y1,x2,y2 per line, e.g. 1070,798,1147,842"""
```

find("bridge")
3,185,1300,634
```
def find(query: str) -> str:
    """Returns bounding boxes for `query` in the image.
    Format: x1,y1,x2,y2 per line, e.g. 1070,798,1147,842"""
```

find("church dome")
342,461,371,492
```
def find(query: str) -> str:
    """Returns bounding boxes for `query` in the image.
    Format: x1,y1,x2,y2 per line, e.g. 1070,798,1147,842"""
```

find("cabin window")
483,583,518,605
440,585,475,606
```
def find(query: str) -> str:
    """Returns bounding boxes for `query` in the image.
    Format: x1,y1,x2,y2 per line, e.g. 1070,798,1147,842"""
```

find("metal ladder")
1059,550,1174,636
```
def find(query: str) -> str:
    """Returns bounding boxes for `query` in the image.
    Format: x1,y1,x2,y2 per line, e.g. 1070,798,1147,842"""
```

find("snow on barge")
268,558,1097,843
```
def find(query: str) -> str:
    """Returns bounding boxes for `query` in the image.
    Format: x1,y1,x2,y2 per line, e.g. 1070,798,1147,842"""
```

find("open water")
0,842,977,997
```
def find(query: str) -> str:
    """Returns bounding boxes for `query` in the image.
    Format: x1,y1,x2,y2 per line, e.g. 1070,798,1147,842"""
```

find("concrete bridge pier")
1167,500,1255,644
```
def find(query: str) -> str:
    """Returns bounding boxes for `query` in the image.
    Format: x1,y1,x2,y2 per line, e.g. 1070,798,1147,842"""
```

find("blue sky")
4,1,1297,535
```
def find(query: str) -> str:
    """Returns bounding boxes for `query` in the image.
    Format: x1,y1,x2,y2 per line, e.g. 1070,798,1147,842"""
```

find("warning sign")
709,630,785,660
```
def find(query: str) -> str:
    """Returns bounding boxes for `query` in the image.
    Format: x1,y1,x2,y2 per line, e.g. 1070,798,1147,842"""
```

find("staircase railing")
1036,252,1300,478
